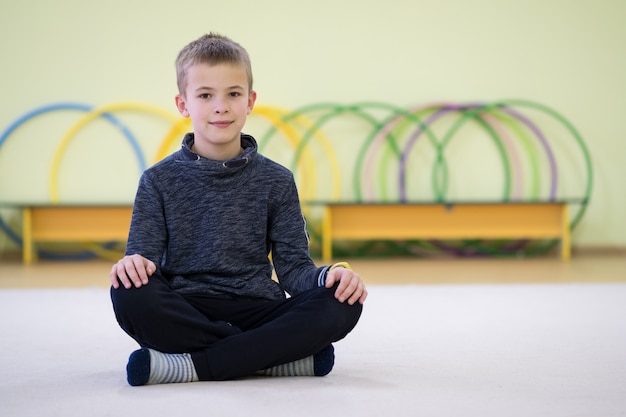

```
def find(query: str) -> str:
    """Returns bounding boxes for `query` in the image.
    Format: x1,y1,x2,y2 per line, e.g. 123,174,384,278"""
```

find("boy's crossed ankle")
256,345,335,377
126,345,335,386
126,348,198,386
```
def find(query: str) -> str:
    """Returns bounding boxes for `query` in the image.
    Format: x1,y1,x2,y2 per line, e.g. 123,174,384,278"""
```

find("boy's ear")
247,90,257,115
175,94,190,117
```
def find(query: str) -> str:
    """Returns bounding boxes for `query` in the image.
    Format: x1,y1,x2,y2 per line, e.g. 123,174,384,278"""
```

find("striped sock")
126,348,199,386
256,345,335,377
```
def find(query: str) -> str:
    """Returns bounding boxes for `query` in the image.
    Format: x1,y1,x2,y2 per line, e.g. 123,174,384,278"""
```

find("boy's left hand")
325,267,368,305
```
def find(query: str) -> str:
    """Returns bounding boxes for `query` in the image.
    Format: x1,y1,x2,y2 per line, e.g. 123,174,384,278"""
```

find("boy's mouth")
210,121,233,128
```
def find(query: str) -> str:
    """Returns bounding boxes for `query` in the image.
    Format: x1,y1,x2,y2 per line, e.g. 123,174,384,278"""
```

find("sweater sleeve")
125,171,168,268
268,176,326,295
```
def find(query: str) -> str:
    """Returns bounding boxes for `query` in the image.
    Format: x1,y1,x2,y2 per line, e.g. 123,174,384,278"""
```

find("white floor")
1,282,625,417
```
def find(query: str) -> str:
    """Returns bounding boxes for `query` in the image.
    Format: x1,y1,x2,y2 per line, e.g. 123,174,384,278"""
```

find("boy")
109,33,367,386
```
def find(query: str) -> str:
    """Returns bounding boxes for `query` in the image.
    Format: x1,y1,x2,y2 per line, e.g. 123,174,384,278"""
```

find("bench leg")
22,208,34,265
322,206,332,264
561,204,571,261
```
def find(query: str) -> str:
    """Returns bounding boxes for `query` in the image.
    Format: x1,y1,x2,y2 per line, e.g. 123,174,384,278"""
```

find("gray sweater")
125,133,328,301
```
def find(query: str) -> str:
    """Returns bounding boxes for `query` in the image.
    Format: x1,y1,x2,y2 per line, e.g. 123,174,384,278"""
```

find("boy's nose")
213,99,228,113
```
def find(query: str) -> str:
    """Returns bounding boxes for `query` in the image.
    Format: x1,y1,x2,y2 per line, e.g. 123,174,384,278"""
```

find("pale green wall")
1,0,625,251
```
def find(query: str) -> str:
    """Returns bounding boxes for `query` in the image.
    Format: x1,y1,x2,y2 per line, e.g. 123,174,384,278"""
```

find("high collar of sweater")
180,132,257,171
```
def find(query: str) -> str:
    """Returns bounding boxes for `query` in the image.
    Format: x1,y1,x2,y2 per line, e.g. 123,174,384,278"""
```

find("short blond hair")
175,33,253,95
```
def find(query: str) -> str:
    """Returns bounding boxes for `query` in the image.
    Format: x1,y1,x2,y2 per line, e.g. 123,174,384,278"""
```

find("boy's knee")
110,280,167,328
316,286,363,336
111,274,168,306
111,283,149,310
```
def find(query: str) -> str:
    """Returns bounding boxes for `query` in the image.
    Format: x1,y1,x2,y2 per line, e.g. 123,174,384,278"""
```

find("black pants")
110,273,362,380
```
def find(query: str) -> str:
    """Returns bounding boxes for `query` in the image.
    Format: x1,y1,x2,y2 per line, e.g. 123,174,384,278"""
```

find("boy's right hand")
109,254,157,289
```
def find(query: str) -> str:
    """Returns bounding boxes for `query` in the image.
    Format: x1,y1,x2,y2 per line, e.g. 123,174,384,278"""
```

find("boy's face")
175,62,256,160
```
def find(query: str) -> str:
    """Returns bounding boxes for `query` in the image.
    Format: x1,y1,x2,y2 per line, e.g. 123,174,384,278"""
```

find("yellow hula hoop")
153,117,191,163
49,102,180,202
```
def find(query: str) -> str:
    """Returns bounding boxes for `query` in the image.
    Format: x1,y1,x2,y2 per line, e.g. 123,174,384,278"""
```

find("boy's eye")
199,93,211,99
229,92,241,97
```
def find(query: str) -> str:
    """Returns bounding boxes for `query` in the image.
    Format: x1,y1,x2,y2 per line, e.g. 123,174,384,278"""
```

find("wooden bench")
17,205,133,264
4,202,571,264
313,202,571,262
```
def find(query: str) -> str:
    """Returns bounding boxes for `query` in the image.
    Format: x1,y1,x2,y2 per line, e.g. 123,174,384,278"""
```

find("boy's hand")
109,254,156,289
325,267,368,305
